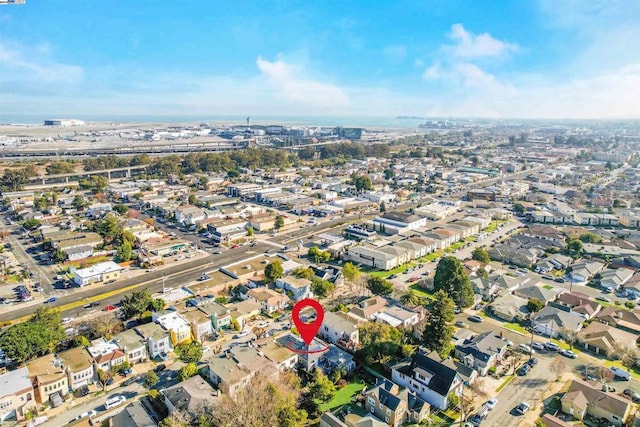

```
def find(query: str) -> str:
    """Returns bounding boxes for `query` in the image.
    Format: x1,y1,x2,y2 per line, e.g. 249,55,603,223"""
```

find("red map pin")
291,298,325,346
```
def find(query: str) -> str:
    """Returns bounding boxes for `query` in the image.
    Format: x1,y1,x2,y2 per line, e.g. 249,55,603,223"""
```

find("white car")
559,349,577,359
202,345,211,353
61,317,73,325
76,410,96,420
105,395,127,409
257,321,270,328
234,330,249,339
486,398,498,410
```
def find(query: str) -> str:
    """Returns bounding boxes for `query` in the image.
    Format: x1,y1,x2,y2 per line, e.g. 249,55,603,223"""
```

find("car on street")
486,398,498,410
514,402,530,415
75,410,97,420
623,389,640,402
234,330,249,339
105,377,114,386
503,339,514,347
543,342,559,351
527,357,538,366
517,365,530,376
44,297,57,304
468,315,483,323
105,395,127,409
154,364,167,373
158,352,168,361
518,343,534,354
559,349,578,359
122,377,138,386
532,342,545,351
257,321,270,328
455,321,468,328
103,305,117,311
84,302,99,309
610,367,631,381
603,286,614,293
596,296,611,303
62,317,73,324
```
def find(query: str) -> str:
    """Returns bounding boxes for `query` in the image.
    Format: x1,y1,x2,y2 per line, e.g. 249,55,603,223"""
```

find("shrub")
488,366,497,375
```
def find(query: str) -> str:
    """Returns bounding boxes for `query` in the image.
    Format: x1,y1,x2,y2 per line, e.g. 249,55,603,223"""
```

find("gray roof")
323,311,358,335
109,402,157,427
0,367,32,398
456,331,506,362
163,375,219,413
114,329,146,351
381,211,421,224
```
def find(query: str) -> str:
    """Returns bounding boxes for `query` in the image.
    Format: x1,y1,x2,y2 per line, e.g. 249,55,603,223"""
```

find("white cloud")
0,41,83,84
255,56,350,109
446,23,517,58
422,62,442,80
382,45,406,60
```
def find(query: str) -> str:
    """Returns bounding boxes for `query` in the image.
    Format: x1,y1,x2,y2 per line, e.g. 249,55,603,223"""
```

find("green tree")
366,276,393,296
116,240,132,262
179,363,198,381
264,260,284,284
513,202,525,214
579,232,602,243
383,169,394,180
421,290,455,358
565,238,584,259
400,290,422,307
476,267,489,279
0,307,65,364
113,204,129,215
1,168,30,191
308,246,330,263
471,247,490,264
46,161,75,175
175,342,203,364
311,277,334,298
144,371,159,388
292,267,315,280
434,256,475,308
97,369,109,389
22,219,41,230
247,226,254,237
72,194,87,210
112,361,131,375
527,298,544,313
274,215,285,230
351,173,374,192
120,289,163,319
342,262,360,283
52,247,66,263
309,370,336,403
357,322,402,364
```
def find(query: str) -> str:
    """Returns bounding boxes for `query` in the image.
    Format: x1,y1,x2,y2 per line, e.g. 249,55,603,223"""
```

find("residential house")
276,334,328,372
370,212,427,234
109,401,157,427
514,284,564,305
153,310,192,345
207,346,277,397
378,246,410,266
180,309,214,343
247,287,289,314
454,331,508,376
595,307,640,335
0,367,36,423
227,300,261,329
364,378,430,427
25,354,69,406
276,275,312,301
531,306,584,339
599,268,634,290
56,347,95,391
374,305,421,329
259,339,300,371
113,329,148,365
521,225,566,244
198,300,231,331
391,349,463,410
578,321,639,358
317,345,356,377
561,379,632,426
488,293,529,322
551,292,602,319
72,261,122,287
135,322,172,359
87,338,127,373
161,375,220,415
320,311,360,349
349,296,387,321
395,240,427,259
569,260,605,283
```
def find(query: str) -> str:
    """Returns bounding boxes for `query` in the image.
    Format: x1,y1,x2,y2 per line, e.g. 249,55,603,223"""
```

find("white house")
135,323,172,358
153,310,192,346
320,311,360,348
344,245,398,270
72,261,122,287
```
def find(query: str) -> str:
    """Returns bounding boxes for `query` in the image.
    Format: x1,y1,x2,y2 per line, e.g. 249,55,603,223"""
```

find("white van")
518,343,534,355
610,367,631,381
105,395,127,409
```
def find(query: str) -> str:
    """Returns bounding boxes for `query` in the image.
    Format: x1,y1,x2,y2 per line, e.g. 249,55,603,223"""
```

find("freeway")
0,241,274,322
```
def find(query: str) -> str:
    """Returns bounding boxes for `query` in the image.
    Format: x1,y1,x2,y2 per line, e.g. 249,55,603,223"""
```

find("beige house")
364,378,430,427
578,321,638,358
561,380,632,426
227,300,261,329
57,347,95,391
247,287,289,314
26,354,69,405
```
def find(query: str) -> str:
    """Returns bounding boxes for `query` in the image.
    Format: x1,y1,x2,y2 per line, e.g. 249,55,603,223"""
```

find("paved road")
0,241,274,322
3,224,55,292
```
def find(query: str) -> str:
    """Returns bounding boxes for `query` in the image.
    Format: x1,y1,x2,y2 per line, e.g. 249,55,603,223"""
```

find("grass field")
503,322,528,335
369,263,417,279
319,380,366,412
408,284,436,301
496,375,515,392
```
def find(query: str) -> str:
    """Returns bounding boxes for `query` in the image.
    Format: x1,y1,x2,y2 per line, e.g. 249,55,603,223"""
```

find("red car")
103,305,117,312
409,276,419,282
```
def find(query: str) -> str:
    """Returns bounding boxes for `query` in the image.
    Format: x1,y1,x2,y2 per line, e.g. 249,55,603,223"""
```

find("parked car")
75,410,97,420
559,349,578,359
468,315,483,323
596,296,611,302
257,321,270,328
84,302,100,309
517,365,530,376
543,342,559,352
531,342,545,351
105,377,114,386
518,343,534,355
610,367,631,381
486,398,498,410
105,395,127,409
455,321,468,328
158,352,168,361
514,402,530,415
526,357,538,366
234,330,249,339
44,297,58,304
623,389,640,402
154,364,167,373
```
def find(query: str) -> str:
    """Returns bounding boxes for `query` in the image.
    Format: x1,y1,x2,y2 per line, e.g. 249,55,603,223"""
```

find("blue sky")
1,0,638,119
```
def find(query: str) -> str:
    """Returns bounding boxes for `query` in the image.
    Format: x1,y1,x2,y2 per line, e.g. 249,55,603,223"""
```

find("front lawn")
319,380,366,412
369,262,417,278
503,322,528,335
603,360,640,380
409,284,436,301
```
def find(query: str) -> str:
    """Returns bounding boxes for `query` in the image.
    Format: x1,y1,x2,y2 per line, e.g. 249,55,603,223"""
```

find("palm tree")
400,290,421,307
